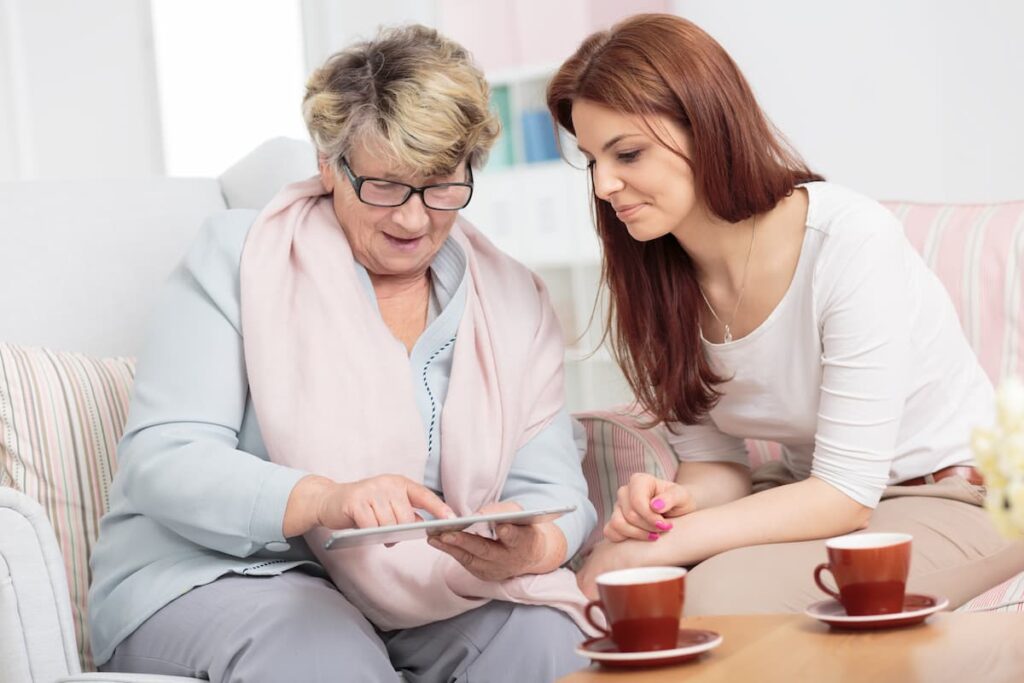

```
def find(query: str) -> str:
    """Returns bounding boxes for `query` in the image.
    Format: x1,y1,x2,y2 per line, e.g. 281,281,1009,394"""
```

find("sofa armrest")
0,486,81,682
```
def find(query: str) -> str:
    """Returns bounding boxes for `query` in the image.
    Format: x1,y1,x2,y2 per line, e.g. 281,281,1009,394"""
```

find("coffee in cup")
813,532,912,616
584,566,686,652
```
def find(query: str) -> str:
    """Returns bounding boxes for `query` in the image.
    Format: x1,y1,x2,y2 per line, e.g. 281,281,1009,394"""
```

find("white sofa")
3,137,1023,683
0,138,317,683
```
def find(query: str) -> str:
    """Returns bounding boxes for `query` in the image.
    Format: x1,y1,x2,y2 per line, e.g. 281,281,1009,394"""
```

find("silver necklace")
698,216,756,343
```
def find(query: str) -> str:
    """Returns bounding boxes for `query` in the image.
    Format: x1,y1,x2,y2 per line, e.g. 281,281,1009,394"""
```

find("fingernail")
498,525,511,538
648,532,660,541
444,509,457,519
651,499,665,511
441,533,455,543
655,521,672,531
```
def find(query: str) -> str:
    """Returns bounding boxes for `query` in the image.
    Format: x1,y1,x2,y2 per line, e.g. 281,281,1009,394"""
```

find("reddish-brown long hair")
547,13,823,426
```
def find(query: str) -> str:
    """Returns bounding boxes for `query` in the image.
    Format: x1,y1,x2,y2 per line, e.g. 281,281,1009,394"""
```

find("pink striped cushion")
0,344,134,671
572,410,678,566
883,200,1024,382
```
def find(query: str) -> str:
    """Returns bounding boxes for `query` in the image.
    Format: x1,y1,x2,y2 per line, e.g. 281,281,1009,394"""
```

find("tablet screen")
323,504,576,550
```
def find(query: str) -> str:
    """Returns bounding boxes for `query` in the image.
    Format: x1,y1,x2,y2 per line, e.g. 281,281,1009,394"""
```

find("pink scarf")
239,177,591,632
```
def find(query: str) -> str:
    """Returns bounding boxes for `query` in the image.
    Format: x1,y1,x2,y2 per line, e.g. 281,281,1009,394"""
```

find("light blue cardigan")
88,209,596,665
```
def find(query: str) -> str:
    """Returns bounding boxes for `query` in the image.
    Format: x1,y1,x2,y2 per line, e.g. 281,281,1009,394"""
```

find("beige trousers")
685,463,1024,615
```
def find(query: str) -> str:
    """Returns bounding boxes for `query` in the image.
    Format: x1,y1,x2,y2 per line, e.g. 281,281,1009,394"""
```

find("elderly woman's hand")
426,501,568,582
284,474,456,537
323,474,457,529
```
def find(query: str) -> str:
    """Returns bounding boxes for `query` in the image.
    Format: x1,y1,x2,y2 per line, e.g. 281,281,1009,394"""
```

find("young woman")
547,13,1024,614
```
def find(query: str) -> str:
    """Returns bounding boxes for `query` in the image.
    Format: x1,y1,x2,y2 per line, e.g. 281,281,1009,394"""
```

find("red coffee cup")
584,566,686,652
813,532,912,616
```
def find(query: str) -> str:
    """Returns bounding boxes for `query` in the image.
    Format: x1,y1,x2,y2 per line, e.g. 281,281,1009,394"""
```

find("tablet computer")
323,504,576,550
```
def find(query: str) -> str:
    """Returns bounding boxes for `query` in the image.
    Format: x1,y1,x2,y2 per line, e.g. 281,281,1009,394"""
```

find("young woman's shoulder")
802,181,903,246
803,182,914,305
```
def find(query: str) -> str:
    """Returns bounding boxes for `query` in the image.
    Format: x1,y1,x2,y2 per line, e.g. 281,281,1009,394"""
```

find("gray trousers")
100,570,587,683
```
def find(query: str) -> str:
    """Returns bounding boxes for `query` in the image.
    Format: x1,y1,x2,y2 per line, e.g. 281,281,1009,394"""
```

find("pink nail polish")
648,532,660,541
655,521,672,531
651,498,666,511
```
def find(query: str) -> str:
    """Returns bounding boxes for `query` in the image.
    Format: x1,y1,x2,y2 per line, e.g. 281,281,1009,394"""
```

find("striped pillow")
0,344,134,671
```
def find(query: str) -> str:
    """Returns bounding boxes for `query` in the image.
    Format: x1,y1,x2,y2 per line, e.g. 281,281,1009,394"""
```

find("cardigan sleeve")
664,417,750,466
114,210,307,558
500,408,597,562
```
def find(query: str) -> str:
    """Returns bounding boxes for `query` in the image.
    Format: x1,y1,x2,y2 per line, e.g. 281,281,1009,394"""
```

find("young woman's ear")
318,156,336,191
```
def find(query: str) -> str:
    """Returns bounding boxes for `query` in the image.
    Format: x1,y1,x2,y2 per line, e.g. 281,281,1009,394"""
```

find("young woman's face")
571,99,700,241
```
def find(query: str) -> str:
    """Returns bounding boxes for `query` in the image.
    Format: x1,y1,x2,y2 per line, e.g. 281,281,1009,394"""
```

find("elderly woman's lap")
101,569,586,683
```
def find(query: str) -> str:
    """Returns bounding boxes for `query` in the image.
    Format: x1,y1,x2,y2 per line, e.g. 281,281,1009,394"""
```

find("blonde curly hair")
303,24,499,177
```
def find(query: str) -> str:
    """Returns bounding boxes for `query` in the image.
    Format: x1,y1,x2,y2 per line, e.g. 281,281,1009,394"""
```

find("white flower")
1002,432,1024,474
996,376,1024,432
1010,484,1024,532
972,427,998,472
974,377,1024,539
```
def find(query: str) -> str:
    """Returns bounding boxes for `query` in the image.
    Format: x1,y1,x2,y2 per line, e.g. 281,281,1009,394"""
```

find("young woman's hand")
604,473,696,543
426,501,567,582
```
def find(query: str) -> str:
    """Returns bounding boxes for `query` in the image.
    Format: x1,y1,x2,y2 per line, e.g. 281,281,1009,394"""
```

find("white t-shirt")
667,181,994,508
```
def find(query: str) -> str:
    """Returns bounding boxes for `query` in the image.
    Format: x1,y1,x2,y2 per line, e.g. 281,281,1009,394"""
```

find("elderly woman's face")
320,141,467,280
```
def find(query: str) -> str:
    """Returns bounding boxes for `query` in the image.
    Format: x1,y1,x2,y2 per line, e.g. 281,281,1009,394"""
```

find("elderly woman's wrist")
531,522,568,574
282,474,335,537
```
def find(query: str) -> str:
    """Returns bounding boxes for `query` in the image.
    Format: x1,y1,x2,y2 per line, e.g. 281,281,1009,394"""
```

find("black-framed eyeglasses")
340,157,474,211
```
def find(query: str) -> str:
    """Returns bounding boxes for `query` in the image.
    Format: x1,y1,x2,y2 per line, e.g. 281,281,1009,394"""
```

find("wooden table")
560,613,1024,683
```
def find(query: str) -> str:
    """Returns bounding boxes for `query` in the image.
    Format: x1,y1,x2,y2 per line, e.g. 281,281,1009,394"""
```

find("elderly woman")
88,25,595,683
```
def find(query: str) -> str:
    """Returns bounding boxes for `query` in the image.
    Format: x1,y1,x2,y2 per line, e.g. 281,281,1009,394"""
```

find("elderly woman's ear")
318,156,336,192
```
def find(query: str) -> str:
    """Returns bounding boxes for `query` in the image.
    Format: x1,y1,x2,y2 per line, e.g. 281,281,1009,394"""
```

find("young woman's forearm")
674,461,752,510
650,476,872,566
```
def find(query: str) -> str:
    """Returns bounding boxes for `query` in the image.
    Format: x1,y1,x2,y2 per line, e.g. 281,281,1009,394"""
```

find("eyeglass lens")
360,180,470,209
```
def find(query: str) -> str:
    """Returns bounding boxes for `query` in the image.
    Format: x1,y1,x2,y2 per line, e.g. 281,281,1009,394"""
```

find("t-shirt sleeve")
664,417,750,467
809,216,913,508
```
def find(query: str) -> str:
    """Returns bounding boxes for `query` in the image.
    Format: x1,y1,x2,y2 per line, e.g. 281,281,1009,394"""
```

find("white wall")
0,0,163,181
2,2,1020,197
674,0,1024,203
151,0,308,177
300,0,438,75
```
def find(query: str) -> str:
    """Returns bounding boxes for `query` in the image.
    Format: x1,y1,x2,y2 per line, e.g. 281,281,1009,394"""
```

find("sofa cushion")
884,200,1024,382
0,344,135,671
218,136,317,211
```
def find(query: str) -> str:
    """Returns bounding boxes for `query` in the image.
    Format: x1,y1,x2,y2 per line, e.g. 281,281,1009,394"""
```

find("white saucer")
805,593,949,630
576,628,723,668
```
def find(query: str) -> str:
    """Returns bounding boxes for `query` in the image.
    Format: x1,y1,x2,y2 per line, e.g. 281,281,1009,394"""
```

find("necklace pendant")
723,325,733,343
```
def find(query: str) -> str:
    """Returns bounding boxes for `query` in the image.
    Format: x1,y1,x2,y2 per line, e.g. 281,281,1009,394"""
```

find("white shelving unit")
461,68,635,412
